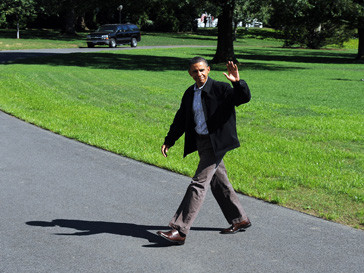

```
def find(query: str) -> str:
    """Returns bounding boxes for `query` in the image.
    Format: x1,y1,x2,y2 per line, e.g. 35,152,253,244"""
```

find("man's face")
189,61,210,87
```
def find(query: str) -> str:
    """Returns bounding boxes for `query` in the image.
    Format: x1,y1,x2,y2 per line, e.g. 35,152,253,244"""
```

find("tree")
211,0,272,63
233,0,272,40
212,0,237,63
358,26,364,60
0,0,38,38
270,0,356,49
270,0,364,59
131,0,204,32
351,0,364,59
36,0,124,33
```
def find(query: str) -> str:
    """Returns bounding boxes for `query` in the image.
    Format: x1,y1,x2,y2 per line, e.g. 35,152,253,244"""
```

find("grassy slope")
0,29,363,228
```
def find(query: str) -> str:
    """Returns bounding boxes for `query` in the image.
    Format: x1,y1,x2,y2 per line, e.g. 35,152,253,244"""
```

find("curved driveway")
0,48,363,272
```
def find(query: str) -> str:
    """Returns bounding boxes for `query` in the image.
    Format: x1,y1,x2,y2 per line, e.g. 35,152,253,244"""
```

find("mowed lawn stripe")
0,46,363,228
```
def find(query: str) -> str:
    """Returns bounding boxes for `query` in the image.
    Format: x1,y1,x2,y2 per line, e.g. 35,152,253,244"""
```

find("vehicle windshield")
97,26,117,32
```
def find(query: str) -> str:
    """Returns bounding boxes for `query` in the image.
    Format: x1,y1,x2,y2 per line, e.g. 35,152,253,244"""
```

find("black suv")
86,24,141,48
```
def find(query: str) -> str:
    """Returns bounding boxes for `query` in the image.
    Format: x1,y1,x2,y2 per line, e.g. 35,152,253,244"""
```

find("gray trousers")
169,136,248,235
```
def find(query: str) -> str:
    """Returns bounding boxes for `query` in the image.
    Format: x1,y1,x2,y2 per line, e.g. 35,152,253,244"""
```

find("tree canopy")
0,0,38,38
0,0,362,59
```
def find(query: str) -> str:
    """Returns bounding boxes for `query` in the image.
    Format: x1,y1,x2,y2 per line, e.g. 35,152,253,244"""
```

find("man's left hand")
223,61,240,82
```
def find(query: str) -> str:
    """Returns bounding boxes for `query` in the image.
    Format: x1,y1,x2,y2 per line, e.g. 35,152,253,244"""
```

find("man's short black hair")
189,56,209,70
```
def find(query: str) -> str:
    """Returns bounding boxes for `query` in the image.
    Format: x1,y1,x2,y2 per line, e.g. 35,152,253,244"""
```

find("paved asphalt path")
1,113,364,273
1,49,364,272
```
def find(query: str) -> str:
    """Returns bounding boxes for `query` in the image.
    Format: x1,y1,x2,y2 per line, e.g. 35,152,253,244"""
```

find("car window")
98,25,117,32
130,26,139,31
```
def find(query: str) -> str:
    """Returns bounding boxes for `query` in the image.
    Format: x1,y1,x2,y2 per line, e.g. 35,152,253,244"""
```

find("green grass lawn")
0,31,363,229
0,29,86,50
0,27,357,50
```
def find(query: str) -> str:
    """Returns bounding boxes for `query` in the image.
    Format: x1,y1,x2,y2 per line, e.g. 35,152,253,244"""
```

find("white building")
196,15,263,29
197,13,218,28
245,19,263,28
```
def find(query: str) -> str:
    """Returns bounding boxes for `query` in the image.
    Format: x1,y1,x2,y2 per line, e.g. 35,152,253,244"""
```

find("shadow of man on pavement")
26,219,221,247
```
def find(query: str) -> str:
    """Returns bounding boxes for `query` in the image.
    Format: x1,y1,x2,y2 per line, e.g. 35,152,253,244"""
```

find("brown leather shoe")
157,229,186,245
220,219,251,234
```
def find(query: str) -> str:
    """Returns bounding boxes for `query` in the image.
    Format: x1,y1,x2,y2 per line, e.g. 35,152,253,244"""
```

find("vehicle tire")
109,39,117,48
131,38,137,47
87,43,94,48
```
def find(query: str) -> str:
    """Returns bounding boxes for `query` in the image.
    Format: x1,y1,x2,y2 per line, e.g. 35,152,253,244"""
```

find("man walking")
157,56,251,245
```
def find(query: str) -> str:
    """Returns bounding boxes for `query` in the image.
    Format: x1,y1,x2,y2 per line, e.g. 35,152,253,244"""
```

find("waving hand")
223,61,240,82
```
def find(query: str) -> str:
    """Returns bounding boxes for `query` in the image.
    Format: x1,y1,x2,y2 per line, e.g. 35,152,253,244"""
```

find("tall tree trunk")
356,27,364,60
77,15,89,31
212,0,237,64
63,8,76,34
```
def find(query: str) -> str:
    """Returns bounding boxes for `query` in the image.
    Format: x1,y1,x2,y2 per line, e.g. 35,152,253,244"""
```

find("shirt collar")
194,77,209,91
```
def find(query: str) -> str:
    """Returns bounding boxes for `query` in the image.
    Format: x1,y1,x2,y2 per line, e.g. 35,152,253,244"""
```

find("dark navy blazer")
164,77,251,158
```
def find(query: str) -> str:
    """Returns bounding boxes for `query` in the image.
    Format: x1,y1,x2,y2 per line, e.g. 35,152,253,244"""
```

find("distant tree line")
0,0,363,60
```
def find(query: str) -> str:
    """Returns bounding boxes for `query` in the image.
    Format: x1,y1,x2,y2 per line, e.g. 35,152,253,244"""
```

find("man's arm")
161,97,187,157
223,61,251,105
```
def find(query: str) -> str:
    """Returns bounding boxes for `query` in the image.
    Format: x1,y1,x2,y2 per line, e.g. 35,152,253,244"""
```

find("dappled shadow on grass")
170,34,216,42
332,78,361,82
235,47,359,64
13,53,189,71
11,51,305,72
144,32,216,42
236,28,285,40
6,45,357,72
200,47,358,68
0,52,58,64
195,28,219,37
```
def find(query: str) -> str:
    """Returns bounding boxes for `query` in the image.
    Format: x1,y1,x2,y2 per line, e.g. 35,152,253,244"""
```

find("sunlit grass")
0,45,363,229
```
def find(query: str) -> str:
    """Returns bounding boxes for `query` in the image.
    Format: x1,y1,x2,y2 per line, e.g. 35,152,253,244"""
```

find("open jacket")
164,77,251,158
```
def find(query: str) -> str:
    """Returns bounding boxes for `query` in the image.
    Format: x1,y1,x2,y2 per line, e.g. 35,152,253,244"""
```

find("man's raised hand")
223,61,240,82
